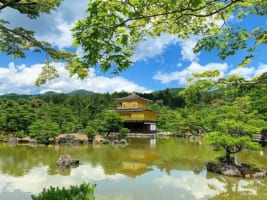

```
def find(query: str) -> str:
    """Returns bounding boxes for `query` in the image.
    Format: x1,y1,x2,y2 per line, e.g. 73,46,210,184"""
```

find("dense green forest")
0,87,184,141
0,72,266,156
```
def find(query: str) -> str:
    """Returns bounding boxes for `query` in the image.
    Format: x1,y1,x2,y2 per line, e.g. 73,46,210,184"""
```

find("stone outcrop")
206,162,267,178
56,133,88,144
56,154,79,168
7,137,18,143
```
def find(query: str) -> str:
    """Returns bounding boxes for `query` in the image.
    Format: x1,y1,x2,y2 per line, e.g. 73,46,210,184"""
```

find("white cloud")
132,34,199,62
0,164,125,195
154,61,267,86
132,34,178,61
228,64,267,79
228,67,255,79
0,62,150,95
37,16,74,49
153,171,259,199
153,62,228,85
253,63,267,77
154,172,226,199
178,36,200,62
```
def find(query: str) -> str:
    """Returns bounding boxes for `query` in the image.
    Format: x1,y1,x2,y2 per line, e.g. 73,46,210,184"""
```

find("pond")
0,138,267,200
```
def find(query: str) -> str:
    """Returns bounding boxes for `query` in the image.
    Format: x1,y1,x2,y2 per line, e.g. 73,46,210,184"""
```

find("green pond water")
0,138,267,200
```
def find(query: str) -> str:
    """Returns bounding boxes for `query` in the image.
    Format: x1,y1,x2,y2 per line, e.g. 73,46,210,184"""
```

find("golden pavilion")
114,92,159,132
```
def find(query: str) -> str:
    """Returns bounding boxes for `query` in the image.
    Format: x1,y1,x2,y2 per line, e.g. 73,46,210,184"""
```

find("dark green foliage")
119,128,130,138
92,112,124,136
178,71,267,164
204,99,263,164
85,125,96,140
142,88,185,109
29,120,60,144
31,182,96,200
158,110,182,135
16,130,26,139
0,99,36,132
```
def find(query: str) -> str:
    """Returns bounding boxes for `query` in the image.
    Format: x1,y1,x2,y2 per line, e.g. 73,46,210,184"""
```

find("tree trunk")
234,146,238,165
106,132,110,137
225,148,231,164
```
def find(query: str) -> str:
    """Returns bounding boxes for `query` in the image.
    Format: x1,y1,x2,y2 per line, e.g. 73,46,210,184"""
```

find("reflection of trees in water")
0,139,230,177
0,143,156,177
153,138,220,175
0,144,93,176
238,149,267,170
206,172,267,200
0,144,58,176
0,139,267,181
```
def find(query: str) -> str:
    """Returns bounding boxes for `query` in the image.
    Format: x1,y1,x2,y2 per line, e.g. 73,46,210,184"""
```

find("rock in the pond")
193,167,201,175
111,139,120,145
119,139,128,145
206,161,267,178
56,154,79,168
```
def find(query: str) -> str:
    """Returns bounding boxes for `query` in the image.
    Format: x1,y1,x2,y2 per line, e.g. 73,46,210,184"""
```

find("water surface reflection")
0,138,266,200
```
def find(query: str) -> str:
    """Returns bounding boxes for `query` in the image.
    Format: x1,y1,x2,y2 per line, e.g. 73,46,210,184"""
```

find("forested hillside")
0,88,184,140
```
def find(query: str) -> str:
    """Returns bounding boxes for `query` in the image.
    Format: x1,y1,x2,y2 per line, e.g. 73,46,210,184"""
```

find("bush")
85,125,96,140
16,130,26,139
119,128,130,138
31,182,96,200
29,120,60,144
102,139,110,144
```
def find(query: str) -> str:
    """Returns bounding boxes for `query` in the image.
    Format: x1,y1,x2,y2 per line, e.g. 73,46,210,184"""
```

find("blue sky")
0,0,266,95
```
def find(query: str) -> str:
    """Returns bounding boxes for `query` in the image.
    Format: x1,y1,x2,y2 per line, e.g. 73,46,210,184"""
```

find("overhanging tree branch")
0,0,21,10
113,0,242,29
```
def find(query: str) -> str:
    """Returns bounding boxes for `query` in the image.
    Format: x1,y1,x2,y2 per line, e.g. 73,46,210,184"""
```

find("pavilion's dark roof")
115,108,160,114
115,92,152,102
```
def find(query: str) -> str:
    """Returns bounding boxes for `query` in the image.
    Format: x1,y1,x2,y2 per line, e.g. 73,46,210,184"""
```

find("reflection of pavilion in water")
112,138,207,177
111,139,159,178
119,147,159,178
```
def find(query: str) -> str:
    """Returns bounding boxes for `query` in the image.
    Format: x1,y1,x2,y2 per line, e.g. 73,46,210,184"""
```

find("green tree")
204,98,265,164
29,119,60,144
180,70,220,107
0,100,36,132
45,105,75,131
180,71,267,164
85,124,96,141
245,72,267,120
93,112,124,136
0,0,76,85
180,108,211,136
158,110,182,135
119,127,129,138
72,0,267,73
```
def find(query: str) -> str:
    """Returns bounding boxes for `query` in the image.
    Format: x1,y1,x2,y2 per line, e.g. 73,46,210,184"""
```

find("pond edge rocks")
206,161,267,178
